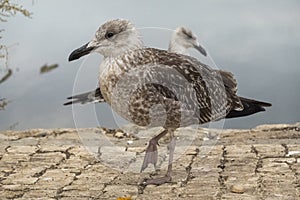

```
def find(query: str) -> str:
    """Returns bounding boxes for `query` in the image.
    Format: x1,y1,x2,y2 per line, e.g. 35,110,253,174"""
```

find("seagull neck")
100,48,135,73
168,41,187,55
103,40,143,58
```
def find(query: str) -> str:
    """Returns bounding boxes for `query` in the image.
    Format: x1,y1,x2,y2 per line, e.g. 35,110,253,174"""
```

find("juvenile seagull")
65,25,268,119
64,26,207,106
168,26,207,56
68,19,271,185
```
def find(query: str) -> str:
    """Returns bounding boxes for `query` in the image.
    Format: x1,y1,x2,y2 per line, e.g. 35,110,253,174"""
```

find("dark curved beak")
193,44,207,57
68,42,95,61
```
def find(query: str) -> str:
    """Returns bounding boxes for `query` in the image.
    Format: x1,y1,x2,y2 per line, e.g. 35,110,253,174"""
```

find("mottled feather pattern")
100,47,241,127
66,19,272,185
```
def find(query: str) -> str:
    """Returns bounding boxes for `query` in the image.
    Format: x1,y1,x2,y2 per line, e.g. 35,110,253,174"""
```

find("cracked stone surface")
0,123,299,199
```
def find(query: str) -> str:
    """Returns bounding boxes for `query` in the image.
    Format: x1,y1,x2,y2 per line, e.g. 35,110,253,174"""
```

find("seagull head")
69,19,143,61
169,27,207,56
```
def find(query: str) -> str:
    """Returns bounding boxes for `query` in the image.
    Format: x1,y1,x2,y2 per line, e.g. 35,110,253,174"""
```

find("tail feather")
63,88,104,106
226,97,271,119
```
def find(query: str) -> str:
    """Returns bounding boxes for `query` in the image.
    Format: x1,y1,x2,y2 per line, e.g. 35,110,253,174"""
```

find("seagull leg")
141,129,176,185
141,129,168,172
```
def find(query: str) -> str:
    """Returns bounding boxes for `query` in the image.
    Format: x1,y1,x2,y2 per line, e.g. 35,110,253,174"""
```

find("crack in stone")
283,144,299,195
0,168,15,179
260,155,291,159
266,126,300,132
53,157,103,199
180,147,199,187
83,159,101,170
250,145,258,155
4,145,11,153
216,145,227,200
251,145,263,174
29,147,75,179
9,192,26,199
285,161,298,181
0,145,35,183
52,130,71,137
137,181,147,194
281,143,289,156
98,175,120,198
251,145,265,199
36,146,75,159
33,146,90,200
2,130,66,141
54,175,77,200
32,167,51,178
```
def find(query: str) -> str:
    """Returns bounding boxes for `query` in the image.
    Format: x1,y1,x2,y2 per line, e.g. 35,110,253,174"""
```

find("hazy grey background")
1,0,299,130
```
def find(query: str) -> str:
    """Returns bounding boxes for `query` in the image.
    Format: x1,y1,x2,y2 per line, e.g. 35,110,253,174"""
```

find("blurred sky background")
1,0,299,130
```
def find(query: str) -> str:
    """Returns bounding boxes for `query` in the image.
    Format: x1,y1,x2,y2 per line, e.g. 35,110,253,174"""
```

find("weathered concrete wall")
0,123,299,199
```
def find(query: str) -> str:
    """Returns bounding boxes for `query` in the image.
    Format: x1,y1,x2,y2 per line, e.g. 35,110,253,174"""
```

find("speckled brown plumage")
99,47,242,129
67,19,271,185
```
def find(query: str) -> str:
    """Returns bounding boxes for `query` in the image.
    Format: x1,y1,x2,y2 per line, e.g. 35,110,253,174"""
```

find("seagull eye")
105,32,114,39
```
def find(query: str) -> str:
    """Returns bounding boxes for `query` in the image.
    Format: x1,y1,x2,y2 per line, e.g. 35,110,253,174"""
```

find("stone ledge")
0,123,299,199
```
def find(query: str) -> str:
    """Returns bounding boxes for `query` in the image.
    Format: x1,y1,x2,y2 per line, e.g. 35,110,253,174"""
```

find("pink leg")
141,129,176,185
141,129,168,172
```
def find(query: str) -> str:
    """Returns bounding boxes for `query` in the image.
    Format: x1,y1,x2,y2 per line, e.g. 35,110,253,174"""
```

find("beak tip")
193,44,207,57
68,42,93,62
68,53,77,62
